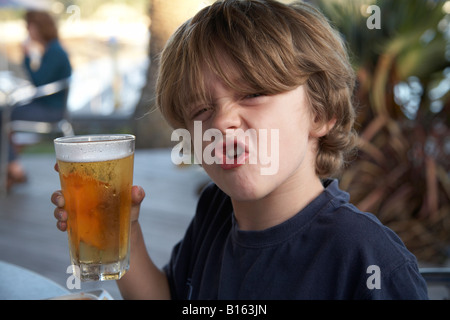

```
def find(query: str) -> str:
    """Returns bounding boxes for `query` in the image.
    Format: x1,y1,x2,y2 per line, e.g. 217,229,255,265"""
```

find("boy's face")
185,70,322,202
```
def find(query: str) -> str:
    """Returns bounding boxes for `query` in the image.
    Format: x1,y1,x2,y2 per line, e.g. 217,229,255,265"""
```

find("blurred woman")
6,10,72,189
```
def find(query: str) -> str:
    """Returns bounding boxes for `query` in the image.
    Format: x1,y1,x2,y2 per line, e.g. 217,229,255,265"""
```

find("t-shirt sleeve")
360,260,429,300
384,260,428,299
325,204,429,300
163,240,184,299
163,218,199,300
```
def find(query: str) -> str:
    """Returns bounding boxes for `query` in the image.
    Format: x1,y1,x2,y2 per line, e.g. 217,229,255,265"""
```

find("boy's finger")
130,186,145,222
51,190,65,207
131,185,145,205
57,220,67,232
54,207,68,222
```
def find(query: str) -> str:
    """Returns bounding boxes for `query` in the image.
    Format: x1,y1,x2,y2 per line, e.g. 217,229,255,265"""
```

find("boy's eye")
241,93,267,105
244,93,262,99
190,105,213,120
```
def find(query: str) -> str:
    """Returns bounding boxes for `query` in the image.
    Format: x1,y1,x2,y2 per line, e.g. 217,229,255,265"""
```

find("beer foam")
54,135,135,162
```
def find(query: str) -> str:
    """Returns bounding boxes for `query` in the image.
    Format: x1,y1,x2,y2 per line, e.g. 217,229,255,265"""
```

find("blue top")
164,179,429,299
23,39,72,110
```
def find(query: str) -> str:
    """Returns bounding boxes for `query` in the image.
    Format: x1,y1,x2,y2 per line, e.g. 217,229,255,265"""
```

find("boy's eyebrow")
185,92,209,106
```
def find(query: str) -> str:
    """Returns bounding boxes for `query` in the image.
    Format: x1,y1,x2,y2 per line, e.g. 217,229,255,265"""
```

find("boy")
53,0,428,299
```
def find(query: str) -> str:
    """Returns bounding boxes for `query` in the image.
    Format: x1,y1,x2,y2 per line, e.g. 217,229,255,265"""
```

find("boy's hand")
51,190,68,231
51,163,146,231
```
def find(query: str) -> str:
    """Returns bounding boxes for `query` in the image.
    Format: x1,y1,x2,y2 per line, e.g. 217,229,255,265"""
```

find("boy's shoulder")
319,182,401,241
319,180,398,239
316,181,420,271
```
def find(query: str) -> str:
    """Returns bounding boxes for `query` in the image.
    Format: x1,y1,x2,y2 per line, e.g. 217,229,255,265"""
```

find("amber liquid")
58,154,134,280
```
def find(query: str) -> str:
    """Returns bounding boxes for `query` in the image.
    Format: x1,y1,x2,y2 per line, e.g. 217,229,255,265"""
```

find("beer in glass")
54,134,135,281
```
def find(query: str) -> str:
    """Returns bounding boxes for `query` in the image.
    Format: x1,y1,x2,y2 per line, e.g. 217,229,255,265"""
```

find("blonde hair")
156,0,358,178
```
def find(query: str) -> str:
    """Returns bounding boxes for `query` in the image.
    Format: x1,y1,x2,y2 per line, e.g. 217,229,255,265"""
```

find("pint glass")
54,134,135,281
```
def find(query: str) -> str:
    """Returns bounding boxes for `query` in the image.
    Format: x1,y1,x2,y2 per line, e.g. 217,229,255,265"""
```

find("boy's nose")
211,104,242,133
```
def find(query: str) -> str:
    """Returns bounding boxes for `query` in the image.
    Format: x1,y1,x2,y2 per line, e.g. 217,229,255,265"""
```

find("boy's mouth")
215,139,248,169
226,143,245,159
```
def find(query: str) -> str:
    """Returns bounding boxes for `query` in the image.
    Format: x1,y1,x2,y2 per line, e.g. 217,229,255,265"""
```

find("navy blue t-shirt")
164,180,428,299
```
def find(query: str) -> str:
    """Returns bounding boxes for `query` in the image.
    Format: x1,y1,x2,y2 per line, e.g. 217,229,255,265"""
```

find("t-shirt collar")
231,179,347,248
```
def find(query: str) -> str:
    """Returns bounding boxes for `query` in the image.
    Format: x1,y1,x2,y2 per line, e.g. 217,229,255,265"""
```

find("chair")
9,77,74,141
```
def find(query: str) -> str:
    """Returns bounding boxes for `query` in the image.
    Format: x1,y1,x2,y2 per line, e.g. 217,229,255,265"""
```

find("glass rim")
54,134,135,145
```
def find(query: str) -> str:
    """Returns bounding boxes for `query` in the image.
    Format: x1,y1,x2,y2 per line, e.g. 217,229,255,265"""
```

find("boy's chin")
219,181,271,202
206,164,277,200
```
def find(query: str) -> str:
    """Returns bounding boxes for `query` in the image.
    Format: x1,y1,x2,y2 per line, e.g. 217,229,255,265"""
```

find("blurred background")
0,0,449,283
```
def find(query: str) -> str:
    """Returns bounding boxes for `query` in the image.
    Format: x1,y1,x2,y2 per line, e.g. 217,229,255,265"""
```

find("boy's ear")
310,116,337,138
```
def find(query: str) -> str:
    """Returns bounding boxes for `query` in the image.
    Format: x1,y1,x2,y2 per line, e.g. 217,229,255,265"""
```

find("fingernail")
136,186,143,197
56,196,64,207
